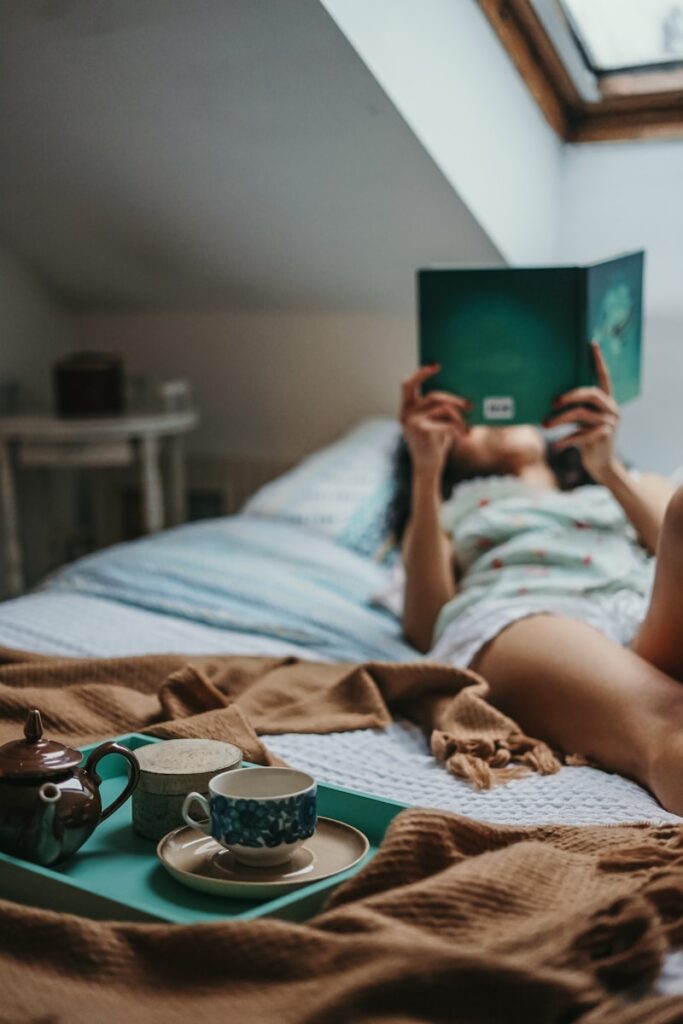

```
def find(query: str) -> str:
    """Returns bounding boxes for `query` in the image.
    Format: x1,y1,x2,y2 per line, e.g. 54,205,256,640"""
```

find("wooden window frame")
479,0,683,142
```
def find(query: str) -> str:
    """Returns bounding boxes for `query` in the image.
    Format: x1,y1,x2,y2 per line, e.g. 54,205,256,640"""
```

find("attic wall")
0,244,71,410
0,244,75,589
322,0,562,265
74,309,414,460
559,140,683,474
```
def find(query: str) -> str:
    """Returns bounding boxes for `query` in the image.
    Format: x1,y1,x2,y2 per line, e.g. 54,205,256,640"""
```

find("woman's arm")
402,469,456,653
592,462,673,555
547,341,674,554
398,366,469,652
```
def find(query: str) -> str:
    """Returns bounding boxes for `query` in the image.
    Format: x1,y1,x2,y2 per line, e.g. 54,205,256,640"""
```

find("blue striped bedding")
40,514,414,663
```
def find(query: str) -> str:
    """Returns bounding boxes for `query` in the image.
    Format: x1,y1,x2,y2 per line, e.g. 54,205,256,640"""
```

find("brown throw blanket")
2,809,683,1022
2,647,683,1023
0,646,562,787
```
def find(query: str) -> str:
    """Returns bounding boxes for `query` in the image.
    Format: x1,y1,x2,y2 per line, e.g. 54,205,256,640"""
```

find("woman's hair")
385,436,595,545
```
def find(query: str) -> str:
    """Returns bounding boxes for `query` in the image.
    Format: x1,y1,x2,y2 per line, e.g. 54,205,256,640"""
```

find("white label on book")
484,396,515,420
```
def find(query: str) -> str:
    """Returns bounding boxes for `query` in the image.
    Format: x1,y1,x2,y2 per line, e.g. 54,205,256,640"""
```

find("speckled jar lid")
135,739,242,795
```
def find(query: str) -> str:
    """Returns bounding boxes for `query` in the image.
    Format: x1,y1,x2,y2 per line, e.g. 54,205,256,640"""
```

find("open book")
417,250,644,425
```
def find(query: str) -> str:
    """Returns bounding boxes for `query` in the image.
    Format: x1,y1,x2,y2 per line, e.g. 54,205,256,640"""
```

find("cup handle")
182,791,211,834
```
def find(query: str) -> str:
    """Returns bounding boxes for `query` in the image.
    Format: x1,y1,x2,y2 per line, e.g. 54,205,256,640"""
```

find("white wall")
71,0,566,468
0,243,73,589
0,243,71,407
322,0,562,265
75,309,415,460
76,137,683,473
0,0,498,311
559,140,683,474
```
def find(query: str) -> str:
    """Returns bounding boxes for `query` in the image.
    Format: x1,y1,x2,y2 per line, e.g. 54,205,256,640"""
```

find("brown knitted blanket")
2,808,683,1022
0,646,562,787
2,648,683,1022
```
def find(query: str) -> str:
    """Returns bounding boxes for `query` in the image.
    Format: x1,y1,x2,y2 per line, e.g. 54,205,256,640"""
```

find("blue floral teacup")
182,766,317,867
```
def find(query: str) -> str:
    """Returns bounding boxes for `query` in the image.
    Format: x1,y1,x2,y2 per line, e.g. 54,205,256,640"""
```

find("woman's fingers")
592,340,613,396
400,367,473,425
400,365,441,414
421,391,472,412
406,409,468,450
553,424,612,452
417,403,469,433
545,407,618,430
553,343,615,412
552,386,619,416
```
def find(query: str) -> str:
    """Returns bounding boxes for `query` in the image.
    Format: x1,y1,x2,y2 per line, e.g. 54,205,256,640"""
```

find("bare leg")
631,485,683,680
472,615,683,815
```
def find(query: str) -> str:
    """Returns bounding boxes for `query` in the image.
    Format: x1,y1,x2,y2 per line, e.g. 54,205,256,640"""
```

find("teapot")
0,709,140,867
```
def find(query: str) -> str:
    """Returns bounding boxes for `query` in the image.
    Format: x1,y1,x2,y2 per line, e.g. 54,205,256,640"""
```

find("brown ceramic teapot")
0,709,140,867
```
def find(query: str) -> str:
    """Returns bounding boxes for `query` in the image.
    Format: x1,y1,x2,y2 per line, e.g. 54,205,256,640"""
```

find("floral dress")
430,475,655,667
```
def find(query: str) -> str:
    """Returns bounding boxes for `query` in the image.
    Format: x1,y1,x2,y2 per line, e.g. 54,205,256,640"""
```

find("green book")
417,251,644,425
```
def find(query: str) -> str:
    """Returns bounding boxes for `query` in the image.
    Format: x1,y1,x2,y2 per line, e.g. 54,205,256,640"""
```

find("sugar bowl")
132,738,242,841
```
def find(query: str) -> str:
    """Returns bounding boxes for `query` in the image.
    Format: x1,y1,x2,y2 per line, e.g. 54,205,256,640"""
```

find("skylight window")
561,0,683,73
480,0,683,141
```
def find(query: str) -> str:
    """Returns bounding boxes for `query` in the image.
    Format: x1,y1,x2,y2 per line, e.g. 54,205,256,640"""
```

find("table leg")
167,435,186,526
0,441,24,596
139,435,164,533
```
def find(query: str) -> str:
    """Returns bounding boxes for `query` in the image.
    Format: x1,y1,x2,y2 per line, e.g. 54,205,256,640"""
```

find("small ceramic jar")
132,739,242,841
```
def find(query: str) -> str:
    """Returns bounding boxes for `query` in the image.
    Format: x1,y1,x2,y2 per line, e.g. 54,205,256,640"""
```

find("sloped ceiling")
0,0,500,310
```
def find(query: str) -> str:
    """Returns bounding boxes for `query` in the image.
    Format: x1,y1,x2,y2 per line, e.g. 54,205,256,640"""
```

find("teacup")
182,766,317,867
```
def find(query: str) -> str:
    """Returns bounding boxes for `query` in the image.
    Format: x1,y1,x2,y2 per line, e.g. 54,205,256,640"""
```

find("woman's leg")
631,485,683,680
471,614,683,815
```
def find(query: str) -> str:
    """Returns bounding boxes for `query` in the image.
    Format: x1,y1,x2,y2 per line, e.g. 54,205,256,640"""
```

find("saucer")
157,817,370,900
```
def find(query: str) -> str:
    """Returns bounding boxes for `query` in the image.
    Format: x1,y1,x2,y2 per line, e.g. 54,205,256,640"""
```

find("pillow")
243,418,401,558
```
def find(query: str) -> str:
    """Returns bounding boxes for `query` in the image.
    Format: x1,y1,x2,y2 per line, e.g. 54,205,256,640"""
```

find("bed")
3,415,683,1004
0,417,679,830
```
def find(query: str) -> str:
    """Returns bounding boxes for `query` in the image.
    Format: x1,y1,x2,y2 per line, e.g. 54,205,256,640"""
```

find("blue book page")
580,251,644,403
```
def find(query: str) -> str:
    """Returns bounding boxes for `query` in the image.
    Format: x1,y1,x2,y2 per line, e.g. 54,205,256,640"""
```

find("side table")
0,409,198,598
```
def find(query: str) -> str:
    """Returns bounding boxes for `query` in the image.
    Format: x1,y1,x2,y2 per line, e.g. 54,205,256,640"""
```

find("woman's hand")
400,365,471,478
400,365,463,651
544,341,621,483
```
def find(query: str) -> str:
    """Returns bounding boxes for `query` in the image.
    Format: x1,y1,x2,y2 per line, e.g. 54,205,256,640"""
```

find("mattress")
35,514,412,662
1,501,682,994
0,557,678,830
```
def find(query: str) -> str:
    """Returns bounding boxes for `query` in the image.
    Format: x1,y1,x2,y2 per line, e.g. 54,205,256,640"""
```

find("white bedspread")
264,722,681,827
0,590,678,829
1,587,682,996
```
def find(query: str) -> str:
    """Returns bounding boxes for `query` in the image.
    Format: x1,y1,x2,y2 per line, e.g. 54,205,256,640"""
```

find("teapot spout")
39,782,62,806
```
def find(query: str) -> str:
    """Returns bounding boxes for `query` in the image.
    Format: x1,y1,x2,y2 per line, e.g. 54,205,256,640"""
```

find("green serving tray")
0,734,408,924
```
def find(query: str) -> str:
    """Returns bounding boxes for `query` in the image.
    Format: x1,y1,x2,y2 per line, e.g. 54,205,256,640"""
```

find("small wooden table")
0,409,198,598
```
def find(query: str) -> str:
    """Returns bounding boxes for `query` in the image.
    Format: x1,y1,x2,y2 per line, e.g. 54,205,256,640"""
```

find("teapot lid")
0,710,83,779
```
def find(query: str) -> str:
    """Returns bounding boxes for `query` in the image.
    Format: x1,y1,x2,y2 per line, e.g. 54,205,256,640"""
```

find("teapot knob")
24,709,44,744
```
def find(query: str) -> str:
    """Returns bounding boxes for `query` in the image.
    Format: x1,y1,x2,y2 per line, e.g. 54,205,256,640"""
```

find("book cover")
417,251,644,426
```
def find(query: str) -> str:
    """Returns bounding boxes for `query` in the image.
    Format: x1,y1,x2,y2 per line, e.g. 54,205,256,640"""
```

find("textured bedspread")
3,807,683,1023
2,585,683,1008
37,515,412,662
2,640,683,1019
0,512,681,829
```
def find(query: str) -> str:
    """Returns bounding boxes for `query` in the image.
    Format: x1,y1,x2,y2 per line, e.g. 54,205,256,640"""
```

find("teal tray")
0,734,408,924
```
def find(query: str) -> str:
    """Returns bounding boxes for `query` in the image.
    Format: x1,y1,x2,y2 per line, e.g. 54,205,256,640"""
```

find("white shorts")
428,589,650,669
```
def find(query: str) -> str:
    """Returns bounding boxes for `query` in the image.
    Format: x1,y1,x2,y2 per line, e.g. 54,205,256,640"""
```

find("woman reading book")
390,342,683,815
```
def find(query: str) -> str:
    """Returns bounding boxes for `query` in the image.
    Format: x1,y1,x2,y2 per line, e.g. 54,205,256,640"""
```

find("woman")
393,342,683,815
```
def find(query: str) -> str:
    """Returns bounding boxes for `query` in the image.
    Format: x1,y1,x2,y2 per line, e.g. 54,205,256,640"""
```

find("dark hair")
385,437,595,545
